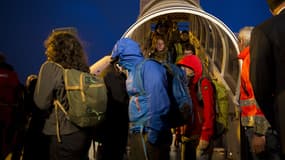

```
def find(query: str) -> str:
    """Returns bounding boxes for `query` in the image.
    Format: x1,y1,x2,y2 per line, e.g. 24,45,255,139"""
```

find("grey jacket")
34,61,79,135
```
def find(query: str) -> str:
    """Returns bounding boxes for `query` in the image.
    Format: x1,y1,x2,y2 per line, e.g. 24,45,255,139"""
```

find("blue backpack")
135,59,193,128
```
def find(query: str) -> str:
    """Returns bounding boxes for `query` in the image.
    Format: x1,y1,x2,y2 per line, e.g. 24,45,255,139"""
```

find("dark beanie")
266,0,285,11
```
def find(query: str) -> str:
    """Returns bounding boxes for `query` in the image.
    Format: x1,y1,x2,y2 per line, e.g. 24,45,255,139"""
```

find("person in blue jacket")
111,38,172,160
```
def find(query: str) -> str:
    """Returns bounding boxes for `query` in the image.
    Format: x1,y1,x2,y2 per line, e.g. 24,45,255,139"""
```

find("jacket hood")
177,55,202,84
111,38,144,70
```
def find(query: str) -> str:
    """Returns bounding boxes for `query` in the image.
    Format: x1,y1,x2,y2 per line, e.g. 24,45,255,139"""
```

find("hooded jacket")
238,46,270,135
111,38,172,144
177,55,215,142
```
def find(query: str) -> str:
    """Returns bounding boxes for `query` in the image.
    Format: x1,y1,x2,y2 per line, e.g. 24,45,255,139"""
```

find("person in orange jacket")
176,54,215,160
238,26,281,159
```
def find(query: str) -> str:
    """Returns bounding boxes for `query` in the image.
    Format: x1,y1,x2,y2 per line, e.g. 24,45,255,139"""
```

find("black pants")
49,130,92,160
128,132,171,160
245,127,282,160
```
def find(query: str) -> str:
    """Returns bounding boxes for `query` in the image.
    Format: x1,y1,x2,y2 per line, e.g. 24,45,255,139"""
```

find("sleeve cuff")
254,117,270,135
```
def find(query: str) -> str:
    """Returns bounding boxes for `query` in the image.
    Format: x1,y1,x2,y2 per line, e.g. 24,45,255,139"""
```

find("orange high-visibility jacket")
238,47,269,134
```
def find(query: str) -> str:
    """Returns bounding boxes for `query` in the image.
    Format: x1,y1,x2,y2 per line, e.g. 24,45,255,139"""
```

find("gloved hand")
196,140,209,159
251,134,266,154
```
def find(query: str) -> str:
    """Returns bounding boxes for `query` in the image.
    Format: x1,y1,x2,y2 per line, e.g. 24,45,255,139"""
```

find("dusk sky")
0,0,271,83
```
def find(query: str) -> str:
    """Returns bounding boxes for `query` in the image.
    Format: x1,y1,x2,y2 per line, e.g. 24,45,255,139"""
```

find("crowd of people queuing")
0,0,285,159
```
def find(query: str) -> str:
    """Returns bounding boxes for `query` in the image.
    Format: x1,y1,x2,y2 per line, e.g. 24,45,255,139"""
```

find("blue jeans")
245,127,282,160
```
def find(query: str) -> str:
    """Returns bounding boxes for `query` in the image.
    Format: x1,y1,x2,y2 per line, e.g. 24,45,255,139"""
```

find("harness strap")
140,126,149,160
53,100,68,143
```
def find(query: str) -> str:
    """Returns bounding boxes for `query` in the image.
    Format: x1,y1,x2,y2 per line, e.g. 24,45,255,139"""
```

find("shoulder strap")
135,59,149,94
197,76,211,102
53,100,68,143
41,61,66,143
135,59,167,94
44,61,64,70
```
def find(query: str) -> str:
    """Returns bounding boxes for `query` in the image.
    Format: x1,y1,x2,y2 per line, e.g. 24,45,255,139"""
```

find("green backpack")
53,63,107,135
197,77,229,139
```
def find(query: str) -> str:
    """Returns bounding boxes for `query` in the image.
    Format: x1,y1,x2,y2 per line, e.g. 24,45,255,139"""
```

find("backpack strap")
42,61,66,143
197,76,209,102
197,76,216,107
134,59,149,94
53,100,69,143
43,60,65,70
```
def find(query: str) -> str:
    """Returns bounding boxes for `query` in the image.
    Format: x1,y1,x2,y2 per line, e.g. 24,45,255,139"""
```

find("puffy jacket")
177,55,215,142
111,38,172,144
238,47,270,135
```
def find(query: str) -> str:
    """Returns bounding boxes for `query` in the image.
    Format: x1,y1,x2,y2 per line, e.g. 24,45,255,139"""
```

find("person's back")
111,38,172,160
34,27,92,160
0,53,21,158
0,54,19,105
250,0,285,157
96,62,129,160
22,74,49,160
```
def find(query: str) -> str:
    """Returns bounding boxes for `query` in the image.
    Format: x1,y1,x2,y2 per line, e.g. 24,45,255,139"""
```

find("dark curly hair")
44,30,90,72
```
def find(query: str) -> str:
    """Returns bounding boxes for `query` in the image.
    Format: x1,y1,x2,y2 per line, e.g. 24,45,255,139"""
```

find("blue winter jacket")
111,38,172,144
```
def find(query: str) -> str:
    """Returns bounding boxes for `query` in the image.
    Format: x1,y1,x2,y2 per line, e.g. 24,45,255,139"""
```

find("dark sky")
0,0,271,83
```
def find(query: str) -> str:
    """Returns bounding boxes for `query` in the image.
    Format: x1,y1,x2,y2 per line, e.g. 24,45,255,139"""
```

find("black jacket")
96,63,129,160
250,9,285,154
